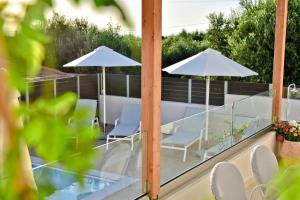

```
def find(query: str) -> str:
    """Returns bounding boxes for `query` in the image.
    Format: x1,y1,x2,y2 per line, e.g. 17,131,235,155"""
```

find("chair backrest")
180,107,205,132
211,162,247,200
74,99,97,126
250,145,278,185
119,104,141,125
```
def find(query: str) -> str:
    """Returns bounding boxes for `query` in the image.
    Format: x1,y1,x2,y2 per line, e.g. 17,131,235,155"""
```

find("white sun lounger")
71,99,99,127
106,104,141,151
68,99,99,146
161,107,205,162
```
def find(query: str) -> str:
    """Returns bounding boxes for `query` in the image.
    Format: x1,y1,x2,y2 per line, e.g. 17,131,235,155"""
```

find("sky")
50,0,241,36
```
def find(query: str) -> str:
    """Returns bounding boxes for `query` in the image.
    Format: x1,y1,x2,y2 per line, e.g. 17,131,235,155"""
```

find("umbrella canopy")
26,67,77,83
163,48,257,77
63,46,141,134
63,46,141,67
163,48,258,142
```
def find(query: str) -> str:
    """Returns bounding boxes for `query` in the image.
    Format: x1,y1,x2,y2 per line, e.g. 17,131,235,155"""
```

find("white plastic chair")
211,162,248,200
250,145,278,199
250,145,278,185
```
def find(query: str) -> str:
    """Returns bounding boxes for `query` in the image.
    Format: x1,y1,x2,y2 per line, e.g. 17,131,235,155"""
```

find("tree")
44,14,141,74
206,0,300,84
228,0,277,83
204,12,235,57
162,30,207,69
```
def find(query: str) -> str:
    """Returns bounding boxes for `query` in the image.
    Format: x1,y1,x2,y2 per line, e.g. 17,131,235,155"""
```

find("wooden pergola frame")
141,0,162,199
272,0,288,122
141,0,288,198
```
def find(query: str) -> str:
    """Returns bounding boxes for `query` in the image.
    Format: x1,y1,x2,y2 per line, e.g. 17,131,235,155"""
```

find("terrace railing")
28,90,273,199
160,90,272,185
32,133,144,200
284,86,300,122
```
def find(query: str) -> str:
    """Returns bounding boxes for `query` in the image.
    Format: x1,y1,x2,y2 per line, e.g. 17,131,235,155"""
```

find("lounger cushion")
108,124,139,137
70,99,97,127
162,131,201,147
119,104,141,125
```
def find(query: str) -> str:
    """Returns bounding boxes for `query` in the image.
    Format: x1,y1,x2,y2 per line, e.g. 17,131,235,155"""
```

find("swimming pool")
31,163,39,169
33,166,113,200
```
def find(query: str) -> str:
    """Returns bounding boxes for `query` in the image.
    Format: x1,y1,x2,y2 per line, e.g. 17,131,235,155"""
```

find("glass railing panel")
32,133,143,200
285,86,300,122
232,90,272,143
160,90,272,185
205,104,233,158
160,109,206,184
160,105,232,184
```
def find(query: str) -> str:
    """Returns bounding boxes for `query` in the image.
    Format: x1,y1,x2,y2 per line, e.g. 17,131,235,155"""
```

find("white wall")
226,94,272,119
94,94,300,126
98,95,216,125
284,98,300,122
225,94,300,122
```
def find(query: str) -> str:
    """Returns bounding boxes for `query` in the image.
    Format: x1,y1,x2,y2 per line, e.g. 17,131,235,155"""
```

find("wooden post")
272,0,288,122
141,0,162,199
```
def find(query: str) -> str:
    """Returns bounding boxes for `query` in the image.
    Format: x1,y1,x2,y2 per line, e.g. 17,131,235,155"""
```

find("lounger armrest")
114,118,120,127
174,125,180,133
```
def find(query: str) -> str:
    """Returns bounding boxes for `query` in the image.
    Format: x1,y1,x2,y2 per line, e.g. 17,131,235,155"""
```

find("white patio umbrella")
163,48,257,141
63,46,141,133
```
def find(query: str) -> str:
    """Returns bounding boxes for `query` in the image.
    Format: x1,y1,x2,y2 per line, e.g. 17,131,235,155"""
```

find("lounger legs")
183,147,187,162
106,136,109,150
131,136,134,151
106,135,135,151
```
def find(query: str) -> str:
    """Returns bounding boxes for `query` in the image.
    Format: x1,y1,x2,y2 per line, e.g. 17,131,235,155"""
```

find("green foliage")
43,0,300,84
44,14,139,74
204,12,235,57
44,16,208,75
228,0,277,83
232,123,248,143
268,163,300,200
204,0,300,84
162,30,207,69
0,0,128,199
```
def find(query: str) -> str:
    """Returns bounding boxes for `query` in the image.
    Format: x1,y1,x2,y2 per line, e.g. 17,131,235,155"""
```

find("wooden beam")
141,0,162,199
272,0,288,122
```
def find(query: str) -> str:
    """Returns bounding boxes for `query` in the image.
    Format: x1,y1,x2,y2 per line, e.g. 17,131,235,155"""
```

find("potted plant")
232,123,249,143
224,120,249,143
274,120,300,163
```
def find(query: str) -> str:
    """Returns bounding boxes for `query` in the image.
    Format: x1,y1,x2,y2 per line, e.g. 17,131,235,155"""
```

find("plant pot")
280,140,300,165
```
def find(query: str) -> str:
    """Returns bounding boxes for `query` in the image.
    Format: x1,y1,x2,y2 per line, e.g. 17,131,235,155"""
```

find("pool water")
32,163,39,169
33,166,113,200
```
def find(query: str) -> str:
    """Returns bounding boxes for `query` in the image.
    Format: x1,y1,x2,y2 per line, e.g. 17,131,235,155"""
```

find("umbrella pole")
102,66,106,134
205,76,210,142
